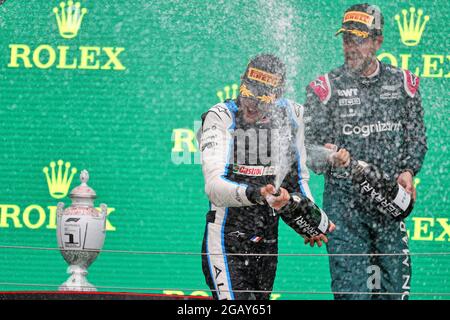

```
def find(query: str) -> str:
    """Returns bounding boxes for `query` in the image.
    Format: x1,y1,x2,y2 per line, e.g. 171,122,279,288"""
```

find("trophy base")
59,265,97,292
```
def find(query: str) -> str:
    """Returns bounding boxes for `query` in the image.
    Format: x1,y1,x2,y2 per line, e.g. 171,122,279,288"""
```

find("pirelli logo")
343,11,374,26
247,67,281,87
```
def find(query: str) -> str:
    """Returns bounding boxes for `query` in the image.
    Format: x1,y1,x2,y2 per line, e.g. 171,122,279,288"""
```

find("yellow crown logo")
53,1,88,39
217,84,239,102
43,160,77,199
395,8,429,47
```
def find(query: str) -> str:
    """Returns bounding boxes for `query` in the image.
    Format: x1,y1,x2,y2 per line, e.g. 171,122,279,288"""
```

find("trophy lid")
70,170,97,199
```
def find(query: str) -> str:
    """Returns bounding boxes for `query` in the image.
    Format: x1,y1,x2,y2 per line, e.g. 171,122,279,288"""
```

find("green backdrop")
0,0,448,299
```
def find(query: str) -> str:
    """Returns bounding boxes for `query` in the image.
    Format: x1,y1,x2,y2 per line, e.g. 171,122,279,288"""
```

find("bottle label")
393,184,411,211
318,209,329,234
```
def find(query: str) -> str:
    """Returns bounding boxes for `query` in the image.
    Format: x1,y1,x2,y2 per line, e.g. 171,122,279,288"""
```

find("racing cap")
239,54,286,104
335,3,384,39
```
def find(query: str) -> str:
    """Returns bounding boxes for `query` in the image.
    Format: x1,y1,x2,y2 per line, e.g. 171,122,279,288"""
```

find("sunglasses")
342,30,371,45
239,84,276,104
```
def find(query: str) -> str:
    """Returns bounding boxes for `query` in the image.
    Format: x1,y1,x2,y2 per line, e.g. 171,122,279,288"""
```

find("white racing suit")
199,98,313,300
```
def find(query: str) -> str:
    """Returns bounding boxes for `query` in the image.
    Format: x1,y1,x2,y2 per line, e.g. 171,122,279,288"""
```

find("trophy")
56,170,107,291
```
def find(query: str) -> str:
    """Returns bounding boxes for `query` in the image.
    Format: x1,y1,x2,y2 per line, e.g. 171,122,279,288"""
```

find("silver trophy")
56,170,107,291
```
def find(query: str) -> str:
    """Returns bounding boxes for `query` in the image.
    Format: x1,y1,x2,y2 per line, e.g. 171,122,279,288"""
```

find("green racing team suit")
303,60,427,300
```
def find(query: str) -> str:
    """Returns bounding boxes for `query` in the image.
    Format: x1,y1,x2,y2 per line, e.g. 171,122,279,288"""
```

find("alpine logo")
213,265,226,298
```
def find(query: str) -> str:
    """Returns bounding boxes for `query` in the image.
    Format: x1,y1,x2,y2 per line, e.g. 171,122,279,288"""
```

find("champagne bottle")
279,193,330,238
349,159,414,220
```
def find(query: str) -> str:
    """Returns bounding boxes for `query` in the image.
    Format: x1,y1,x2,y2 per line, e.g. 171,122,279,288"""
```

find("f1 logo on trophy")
56,170,107,291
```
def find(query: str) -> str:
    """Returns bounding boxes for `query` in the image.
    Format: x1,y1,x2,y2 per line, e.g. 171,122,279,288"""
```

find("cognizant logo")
343,121,402,137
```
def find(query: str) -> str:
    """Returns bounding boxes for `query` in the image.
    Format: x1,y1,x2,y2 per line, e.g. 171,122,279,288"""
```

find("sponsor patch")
250,236,263,243
233,165,276,176
343,11,374,26
337,88,358,97
247,67,281,87
380,92,401,100
343,121,402,137
339,97,361,106
201,141,218,151
403,70,420,97
382,84,402,91
340,107,361,118
228,231,246,238
309,75,331,103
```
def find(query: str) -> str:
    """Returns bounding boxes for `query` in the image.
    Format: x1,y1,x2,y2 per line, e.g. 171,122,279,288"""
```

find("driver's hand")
260,185,290,210
325,143,350,168
397,171,416,201
304,222,336,247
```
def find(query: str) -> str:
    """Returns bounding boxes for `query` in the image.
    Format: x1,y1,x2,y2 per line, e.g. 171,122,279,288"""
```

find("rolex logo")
8,1,126,71
395,7,429,47
53,1,88,39
217,84,238,102
43,160,77,199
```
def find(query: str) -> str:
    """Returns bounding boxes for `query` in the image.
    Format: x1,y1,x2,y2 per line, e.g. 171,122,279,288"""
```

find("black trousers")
201,216,278,300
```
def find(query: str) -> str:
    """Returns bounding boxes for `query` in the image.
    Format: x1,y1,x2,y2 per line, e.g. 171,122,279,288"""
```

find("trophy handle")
57,202,65,215
56,202,65,224
100,203,108,229
56,202,65,249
